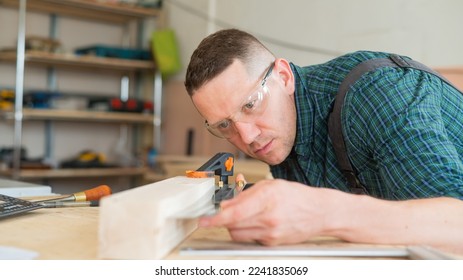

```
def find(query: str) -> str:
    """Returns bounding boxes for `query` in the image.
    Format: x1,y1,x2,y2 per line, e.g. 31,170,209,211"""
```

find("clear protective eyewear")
205,63,274,138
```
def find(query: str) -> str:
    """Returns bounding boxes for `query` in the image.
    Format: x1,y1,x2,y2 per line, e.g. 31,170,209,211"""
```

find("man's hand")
199,177,337,246
199,176,463,253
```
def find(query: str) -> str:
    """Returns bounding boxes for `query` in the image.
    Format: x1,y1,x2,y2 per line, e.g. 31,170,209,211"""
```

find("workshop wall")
167,0,463,77
160,0,463,156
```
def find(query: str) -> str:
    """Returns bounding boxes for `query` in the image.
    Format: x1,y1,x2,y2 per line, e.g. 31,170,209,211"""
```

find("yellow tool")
0,89,14,110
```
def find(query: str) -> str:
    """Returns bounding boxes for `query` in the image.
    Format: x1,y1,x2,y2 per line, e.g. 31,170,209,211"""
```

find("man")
184,28,463,253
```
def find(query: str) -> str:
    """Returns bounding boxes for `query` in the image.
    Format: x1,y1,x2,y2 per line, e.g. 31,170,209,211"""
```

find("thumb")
235,173,247,192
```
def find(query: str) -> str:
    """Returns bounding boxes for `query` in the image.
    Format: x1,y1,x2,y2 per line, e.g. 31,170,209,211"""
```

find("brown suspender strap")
328,54,460,194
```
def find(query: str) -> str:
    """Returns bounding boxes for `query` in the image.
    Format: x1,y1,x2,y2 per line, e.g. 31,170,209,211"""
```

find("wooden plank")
98,176,215,259
0,167,147,179
0,50,156,72
0,0,161,24
0,108,156,124
435,66,463,74
435,66,463,91
22,108,155,123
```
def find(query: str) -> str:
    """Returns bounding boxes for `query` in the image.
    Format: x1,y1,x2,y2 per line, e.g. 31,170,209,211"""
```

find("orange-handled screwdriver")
71,185,112,202
36,185,112,203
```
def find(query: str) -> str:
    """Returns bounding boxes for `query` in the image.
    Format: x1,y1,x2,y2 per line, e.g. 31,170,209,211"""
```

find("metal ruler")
180,245,454,260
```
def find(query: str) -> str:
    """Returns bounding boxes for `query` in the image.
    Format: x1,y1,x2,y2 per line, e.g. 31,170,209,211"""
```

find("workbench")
0,207,460,260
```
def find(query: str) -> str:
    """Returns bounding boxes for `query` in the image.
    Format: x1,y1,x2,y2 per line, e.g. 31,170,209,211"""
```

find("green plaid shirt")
270,51,463,200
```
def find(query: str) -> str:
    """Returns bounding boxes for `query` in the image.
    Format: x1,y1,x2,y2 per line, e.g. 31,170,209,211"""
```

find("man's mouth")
253,140,273,156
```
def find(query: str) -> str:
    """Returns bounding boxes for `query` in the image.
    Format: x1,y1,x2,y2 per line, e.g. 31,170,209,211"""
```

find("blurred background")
1,0,462,193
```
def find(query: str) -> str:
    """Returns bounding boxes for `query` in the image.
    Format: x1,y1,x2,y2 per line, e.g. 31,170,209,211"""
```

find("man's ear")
274,58,295,95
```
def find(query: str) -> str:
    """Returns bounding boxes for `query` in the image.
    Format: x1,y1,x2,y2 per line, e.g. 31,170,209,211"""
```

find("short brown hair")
185,29,273,96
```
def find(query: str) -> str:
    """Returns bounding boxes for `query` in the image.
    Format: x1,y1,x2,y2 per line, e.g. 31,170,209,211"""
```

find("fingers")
227,227,268,244
198,179,324,246
229,229,299,246
199,182,267,227
199,199,262,227
235,173,247,192
202,211,279,245
236,173,246,183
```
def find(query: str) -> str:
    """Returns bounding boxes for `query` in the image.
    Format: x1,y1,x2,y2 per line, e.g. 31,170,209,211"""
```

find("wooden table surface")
0,207,99,259
0,207,460,260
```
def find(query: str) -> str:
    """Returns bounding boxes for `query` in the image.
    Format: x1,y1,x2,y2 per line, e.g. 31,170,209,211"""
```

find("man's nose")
234,121,260,144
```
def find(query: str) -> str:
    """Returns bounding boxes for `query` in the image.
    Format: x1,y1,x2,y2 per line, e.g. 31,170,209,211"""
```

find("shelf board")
1,108,156,124
0,167,148,179
0,0,161,24
0,50,156,71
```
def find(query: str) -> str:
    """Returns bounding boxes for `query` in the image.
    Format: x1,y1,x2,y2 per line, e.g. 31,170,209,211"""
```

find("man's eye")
243,100,256,111
217,120,231,130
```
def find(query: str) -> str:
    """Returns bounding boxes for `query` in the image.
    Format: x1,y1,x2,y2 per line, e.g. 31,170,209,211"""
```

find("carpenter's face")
192,59,296,165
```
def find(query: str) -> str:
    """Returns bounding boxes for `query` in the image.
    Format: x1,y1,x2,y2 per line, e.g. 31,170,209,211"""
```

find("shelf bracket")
153,70,163,151
12,0,27,179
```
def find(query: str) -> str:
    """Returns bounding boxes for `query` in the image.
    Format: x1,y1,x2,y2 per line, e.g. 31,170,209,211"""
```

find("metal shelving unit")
0,0,163,181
